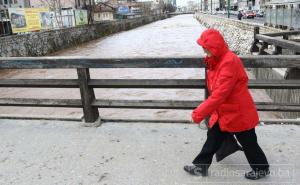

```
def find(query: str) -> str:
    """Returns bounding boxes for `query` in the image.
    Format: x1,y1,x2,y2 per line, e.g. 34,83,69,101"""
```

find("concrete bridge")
0,15,299,185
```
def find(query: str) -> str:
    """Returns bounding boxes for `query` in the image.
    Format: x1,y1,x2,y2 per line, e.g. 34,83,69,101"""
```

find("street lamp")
200,0,202,11
211,0,212,15
227,0,230,18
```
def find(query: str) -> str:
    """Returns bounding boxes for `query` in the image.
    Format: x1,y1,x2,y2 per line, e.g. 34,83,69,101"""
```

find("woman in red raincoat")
184,29,270,180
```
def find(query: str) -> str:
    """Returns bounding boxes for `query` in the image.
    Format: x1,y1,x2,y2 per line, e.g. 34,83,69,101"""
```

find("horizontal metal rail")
0,79,299,89
85,79,300,89
92,100,300,112
0,79,79,88
0,56,299,123
101,118,300,125
0,98,299,112
0,55,300,68
263,31,300,37
0,98,82,108
256,34,300,53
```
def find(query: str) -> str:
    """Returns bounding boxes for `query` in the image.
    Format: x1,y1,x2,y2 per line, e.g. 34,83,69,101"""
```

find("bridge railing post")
203,67,209,129
250,26,260,53
77,68,100,123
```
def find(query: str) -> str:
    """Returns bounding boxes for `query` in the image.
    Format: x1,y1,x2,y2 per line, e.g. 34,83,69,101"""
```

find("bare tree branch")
37,0,63,28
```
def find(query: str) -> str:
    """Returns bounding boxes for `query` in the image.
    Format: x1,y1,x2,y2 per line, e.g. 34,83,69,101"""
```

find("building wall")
237,0,263,10
267,0,300,3
0,0,30,8
238,0,249,10
94,12,114,22
254,0,262,9
207,0,220,11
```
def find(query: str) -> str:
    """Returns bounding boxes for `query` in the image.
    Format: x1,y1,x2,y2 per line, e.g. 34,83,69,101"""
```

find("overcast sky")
175,0,198,7
136,0,195,7
177,0,190,7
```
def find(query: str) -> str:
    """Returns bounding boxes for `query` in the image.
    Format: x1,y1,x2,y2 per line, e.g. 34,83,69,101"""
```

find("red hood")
196,29,229,69
197,29,228,57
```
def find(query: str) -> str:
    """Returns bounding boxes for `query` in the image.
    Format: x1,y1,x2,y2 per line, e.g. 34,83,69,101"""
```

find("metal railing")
0,56,299,124
265,3,300,30
251,26,300,55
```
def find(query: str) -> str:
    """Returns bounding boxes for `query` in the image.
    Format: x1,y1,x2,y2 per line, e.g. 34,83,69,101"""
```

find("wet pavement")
0,119,299,185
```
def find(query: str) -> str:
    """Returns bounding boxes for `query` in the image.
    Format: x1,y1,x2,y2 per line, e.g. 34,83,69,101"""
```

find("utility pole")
75,0,78,9
58,0,63,27
87,0,94,24
227,0,230,18
210,0,212,14
200,0,202,11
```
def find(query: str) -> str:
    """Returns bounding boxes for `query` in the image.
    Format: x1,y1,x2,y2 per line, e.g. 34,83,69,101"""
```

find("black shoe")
245,169,270,180
183,165,208,176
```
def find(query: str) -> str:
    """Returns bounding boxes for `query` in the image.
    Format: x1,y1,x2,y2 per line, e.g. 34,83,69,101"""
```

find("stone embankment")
194,13,299,119
194,13,280,55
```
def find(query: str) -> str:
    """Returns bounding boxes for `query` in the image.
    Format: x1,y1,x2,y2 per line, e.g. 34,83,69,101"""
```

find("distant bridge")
168,12,195,17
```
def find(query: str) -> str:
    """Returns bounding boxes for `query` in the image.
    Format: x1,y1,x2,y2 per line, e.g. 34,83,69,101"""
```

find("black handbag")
216,133,243,162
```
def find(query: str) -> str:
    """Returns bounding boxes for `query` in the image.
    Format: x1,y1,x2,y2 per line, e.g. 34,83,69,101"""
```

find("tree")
87,0,96,24
78,0,96,24
166,2,176,12
157,0,166,14
187,1,197,11
37,0,64,28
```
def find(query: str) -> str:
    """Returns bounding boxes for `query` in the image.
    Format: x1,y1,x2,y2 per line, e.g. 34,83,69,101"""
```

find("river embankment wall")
0,15,167,57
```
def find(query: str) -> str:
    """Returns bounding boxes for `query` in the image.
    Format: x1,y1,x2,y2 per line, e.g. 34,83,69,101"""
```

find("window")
4,0,8,5
0,0,3,5
14,0,17,4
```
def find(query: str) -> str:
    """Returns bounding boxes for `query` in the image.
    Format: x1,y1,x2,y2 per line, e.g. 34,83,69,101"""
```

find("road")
216,13,265,25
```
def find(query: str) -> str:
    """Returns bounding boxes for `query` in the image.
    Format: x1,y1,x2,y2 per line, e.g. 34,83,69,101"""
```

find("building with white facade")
237,0,264,10
206,0,220,11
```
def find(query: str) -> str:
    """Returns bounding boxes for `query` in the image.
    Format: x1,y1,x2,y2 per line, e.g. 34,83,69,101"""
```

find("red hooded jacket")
192,29,259,132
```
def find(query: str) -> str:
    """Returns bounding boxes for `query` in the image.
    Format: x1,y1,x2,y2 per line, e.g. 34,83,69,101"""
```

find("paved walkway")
0,119,298,185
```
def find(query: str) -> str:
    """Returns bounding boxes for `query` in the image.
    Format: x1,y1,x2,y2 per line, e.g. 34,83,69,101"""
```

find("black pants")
193,122,269,172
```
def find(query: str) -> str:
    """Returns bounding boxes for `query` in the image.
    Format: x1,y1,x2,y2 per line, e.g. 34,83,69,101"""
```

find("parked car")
243,10,255,19
218,10,227,15
230,11,239,15
256,11,265,17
